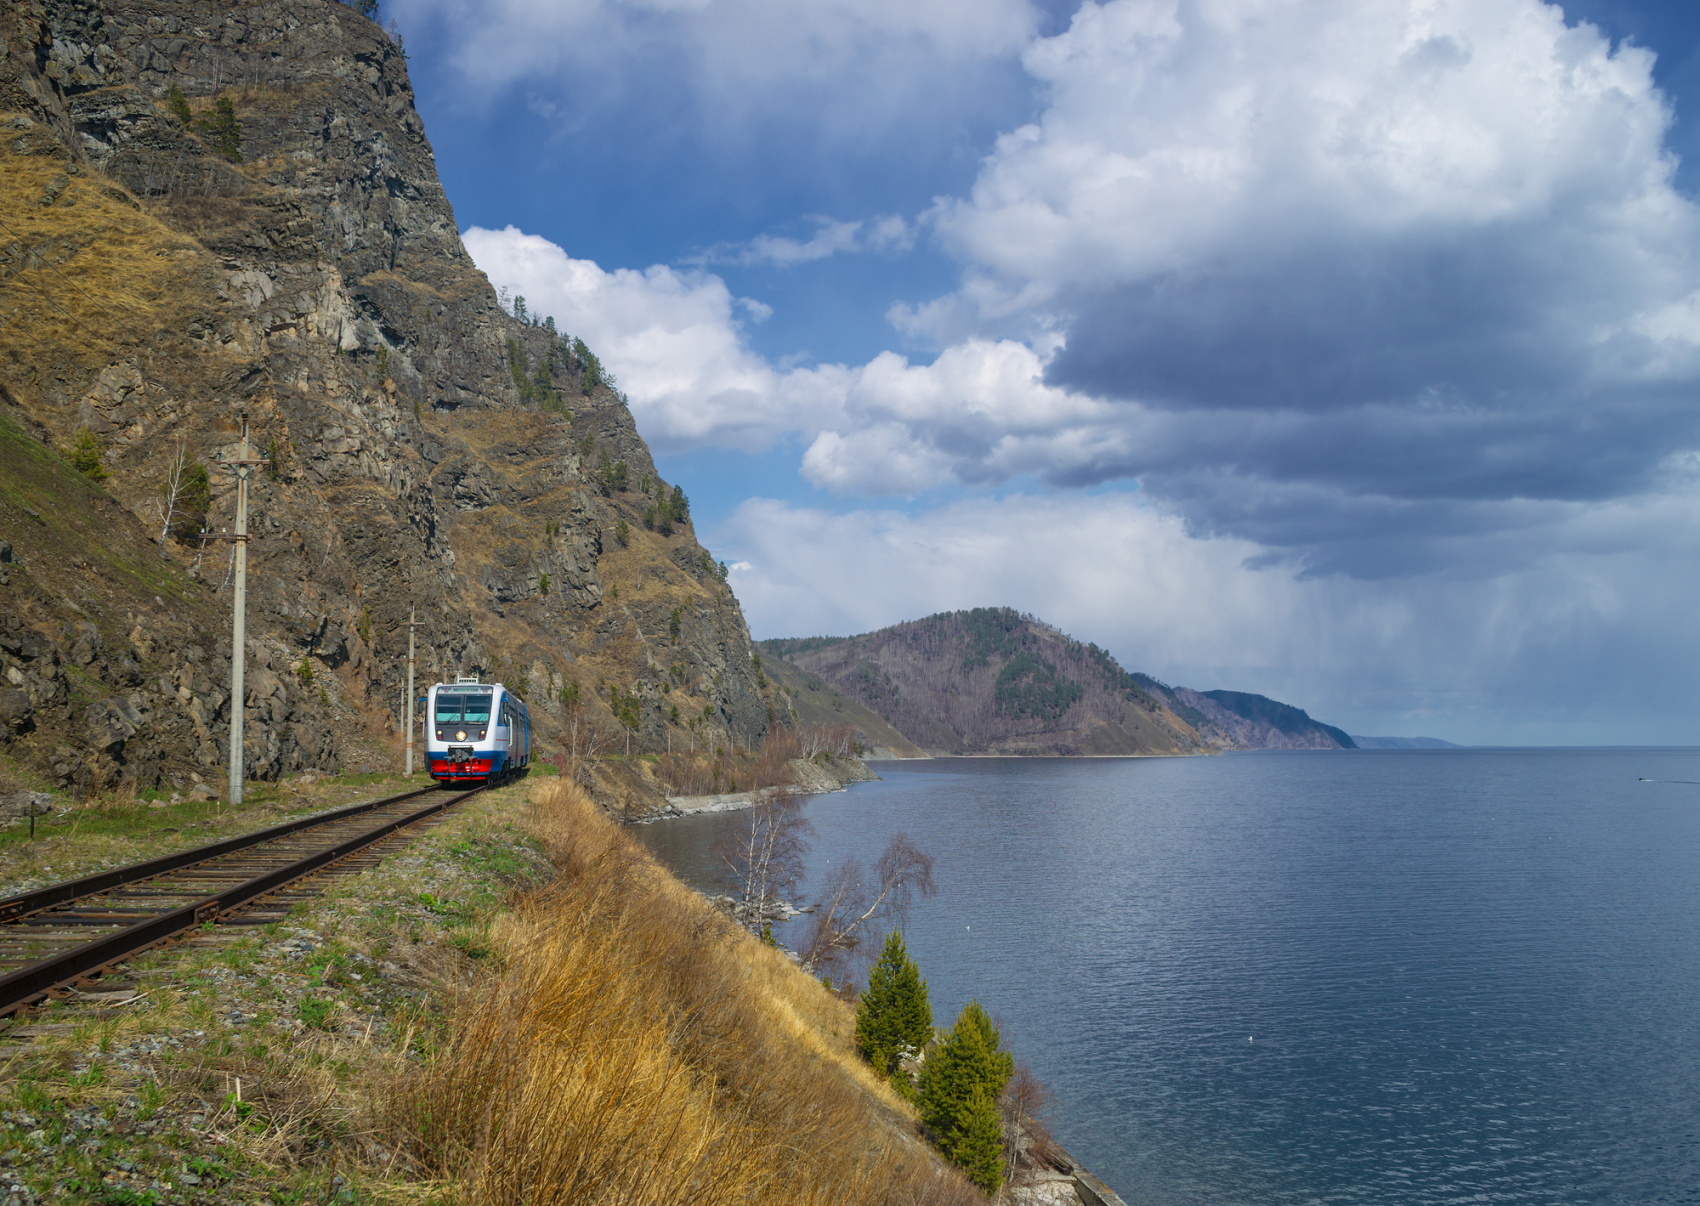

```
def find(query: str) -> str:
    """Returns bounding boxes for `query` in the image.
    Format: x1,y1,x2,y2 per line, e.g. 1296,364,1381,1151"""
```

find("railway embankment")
0,772,989,1205
0,771,554,1203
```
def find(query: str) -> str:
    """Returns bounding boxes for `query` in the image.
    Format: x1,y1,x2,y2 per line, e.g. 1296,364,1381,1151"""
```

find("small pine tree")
69,427,108,481
615,519,629,548
166,84,191,126
948,1084,1006,1193
855,931,933,1077
196,95,242,163
919,999,1015,1173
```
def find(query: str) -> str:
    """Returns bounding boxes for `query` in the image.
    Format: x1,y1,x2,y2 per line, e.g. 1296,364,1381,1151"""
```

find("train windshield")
435,692,493,724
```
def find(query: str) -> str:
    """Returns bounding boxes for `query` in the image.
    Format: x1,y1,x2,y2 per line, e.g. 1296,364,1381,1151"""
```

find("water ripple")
635,749,1700,1204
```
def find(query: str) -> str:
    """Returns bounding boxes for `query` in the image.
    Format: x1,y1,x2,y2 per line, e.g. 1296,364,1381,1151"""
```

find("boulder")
0,790,52,820
0,688,31,728
85,697,140,752
188,782,219,801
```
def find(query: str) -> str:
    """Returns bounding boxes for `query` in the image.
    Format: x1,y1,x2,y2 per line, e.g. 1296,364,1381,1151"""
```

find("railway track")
0,783,483,1016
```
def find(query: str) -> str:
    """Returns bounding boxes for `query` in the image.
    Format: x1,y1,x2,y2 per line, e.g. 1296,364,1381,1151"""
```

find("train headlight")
478,729,487,738
435,729,443,738
456,730,467,741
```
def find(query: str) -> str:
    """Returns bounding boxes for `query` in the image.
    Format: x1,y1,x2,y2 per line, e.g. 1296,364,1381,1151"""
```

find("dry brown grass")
389,780,983,1206
0,120,214,388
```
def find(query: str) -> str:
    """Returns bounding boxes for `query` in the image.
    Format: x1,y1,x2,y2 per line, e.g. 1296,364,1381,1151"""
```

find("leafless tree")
796,722,857,759
717,791,813,934
559,710,616,784
154,442,192,554
1001,1061,1059,1185
799,833,936,974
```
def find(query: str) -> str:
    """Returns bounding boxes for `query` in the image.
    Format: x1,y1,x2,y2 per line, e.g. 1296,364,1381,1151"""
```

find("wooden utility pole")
404,609,424,776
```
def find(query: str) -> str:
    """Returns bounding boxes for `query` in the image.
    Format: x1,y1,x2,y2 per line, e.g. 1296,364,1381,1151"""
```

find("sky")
386,0,1700,745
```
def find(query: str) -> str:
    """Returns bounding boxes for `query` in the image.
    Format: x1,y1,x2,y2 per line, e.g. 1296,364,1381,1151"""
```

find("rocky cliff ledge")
0,0,773,804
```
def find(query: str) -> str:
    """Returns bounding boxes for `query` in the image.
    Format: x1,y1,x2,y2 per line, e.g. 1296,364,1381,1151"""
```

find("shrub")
69,426,107,480
175,461,210,536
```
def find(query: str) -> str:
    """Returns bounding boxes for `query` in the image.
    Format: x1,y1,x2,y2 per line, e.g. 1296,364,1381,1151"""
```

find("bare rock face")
0,0,774,801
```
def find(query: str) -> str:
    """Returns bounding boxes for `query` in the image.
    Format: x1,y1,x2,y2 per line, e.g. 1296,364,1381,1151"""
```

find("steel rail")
0,784,442,923
0,786,481,1016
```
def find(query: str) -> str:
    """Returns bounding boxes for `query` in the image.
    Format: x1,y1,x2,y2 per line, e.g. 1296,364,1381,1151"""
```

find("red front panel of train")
431,758,493,778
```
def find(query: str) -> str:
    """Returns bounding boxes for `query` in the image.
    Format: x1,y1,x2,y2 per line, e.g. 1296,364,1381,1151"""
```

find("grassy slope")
0,410,212,619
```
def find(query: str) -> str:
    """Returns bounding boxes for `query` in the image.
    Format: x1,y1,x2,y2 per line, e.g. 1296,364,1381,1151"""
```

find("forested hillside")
762,609,1356,755
762,609,1209,756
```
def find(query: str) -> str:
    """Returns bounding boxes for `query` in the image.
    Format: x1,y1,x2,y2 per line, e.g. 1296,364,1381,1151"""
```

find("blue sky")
389,0,1700,744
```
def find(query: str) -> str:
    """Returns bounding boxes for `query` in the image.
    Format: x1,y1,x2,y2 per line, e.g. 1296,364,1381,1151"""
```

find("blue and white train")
425,676,532,784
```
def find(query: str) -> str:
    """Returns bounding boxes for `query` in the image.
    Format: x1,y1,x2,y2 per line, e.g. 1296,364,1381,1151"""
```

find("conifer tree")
855,931,933,1077
69,427,108,481
196,95,242,162
918,999,1015,1185
949,1083,1006,1193
166,84,191,126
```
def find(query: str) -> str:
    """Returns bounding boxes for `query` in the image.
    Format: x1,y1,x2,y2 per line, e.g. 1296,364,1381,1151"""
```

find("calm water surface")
633,750,1700,1204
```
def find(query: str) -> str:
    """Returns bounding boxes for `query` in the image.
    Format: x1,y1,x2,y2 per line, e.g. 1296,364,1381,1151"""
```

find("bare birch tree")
154,442,192,554
800,833,936,974
718,791,813,934
559,709,616,785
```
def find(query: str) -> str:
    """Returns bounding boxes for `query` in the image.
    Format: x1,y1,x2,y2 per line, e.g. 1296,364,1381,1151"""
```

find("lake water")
632,750,1700,1204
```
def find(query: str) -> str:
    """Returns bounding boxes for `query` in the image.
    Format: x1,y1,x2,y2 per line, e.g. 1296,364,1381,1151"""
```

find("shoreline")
627,755,880,823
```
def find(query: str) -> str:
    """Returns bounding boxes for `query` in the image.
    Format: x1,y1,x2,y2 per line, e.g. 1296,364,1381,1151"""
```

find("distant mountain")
1349,736,1462,749
759,608,1354,756
1140,683,1357,751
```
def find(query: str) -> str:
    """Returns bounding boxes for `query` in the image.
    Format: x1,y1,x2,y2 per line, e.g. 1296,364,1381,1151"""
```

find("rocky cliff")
0,0,773,803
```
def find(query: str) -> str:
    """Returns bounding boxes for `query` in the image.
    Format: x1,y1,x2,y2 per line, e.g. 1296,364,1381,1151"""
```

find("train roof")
427,680,527,703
